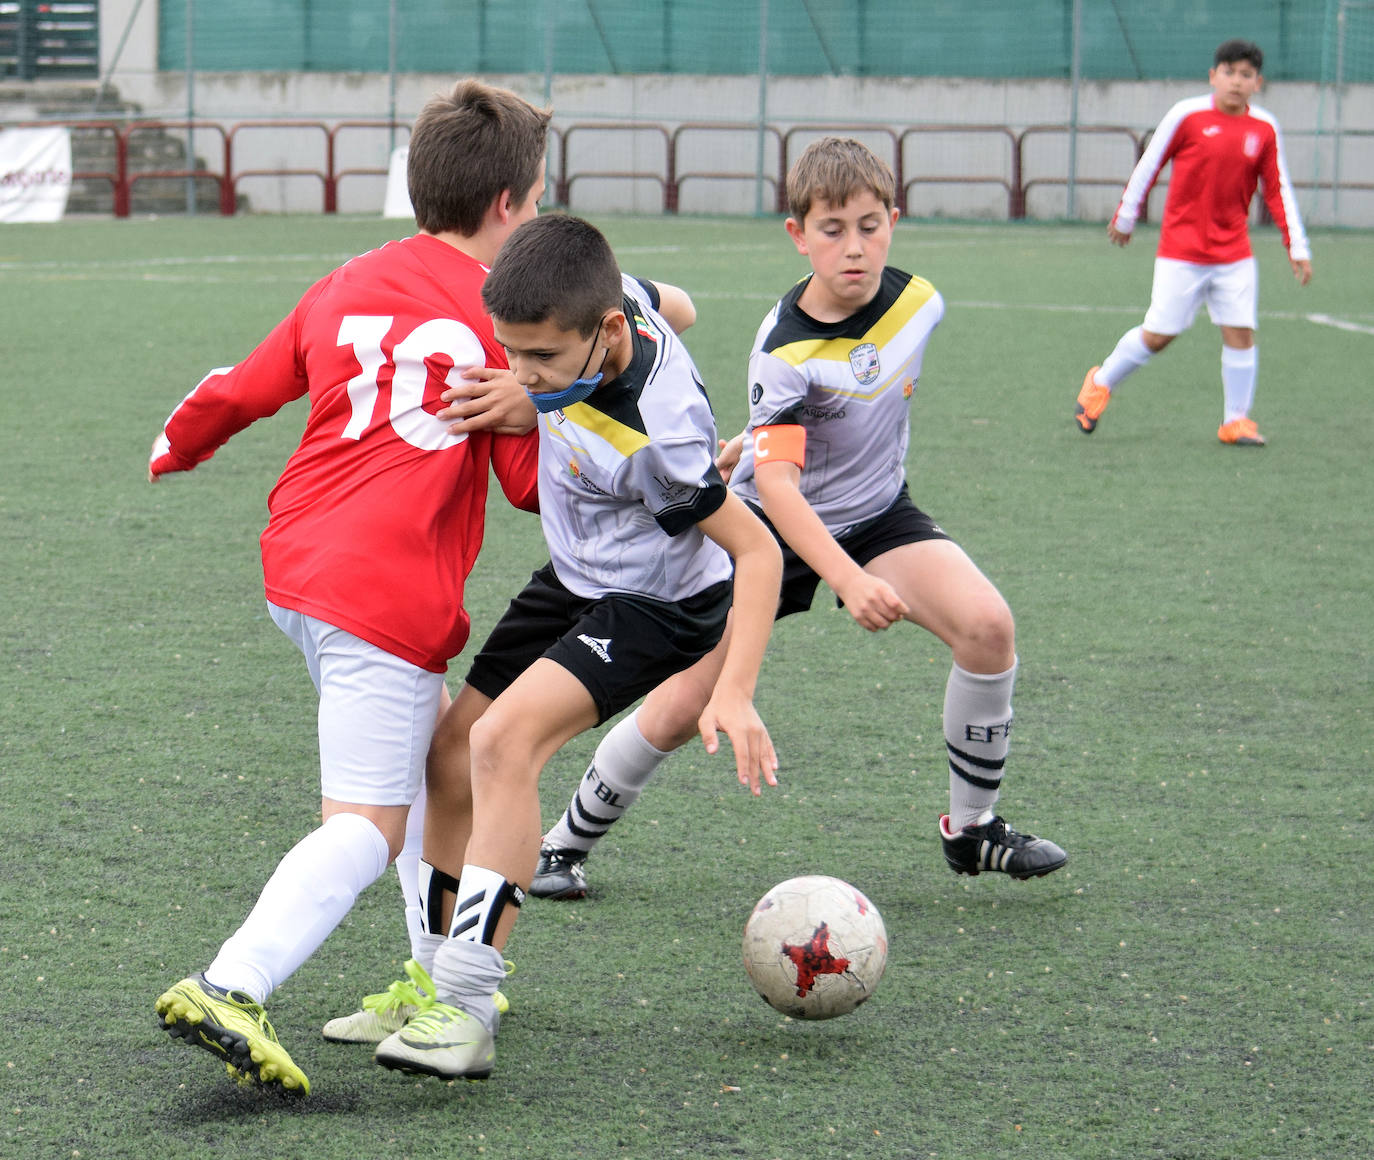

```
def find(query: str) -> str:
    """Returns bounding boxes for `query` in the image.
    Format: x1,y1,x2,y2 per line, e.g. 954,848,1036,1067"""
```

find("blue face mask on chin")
528,320,608,414
528,371,603,414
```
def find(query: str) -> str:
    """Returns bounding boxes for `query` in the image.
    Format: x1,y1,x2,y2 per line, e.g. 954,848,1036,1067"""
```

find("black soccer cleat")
529,845,589,900
939,814,1067,880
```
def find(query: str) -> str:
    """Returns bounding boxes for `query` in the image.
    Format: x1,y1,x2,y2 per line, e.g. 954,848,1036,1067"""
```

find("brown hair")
406,79,551,236
481,214,621,337
786,136,895,223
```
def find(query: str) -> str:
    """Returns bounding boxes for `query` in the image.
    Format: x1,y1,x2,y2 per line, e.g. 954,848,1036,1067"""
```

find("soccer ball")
741,875,888,1020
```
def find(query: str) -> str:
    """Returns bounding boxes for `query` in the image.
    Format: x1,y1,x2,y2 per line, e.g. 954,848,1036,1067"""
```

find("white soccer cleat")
373,1000,496,1080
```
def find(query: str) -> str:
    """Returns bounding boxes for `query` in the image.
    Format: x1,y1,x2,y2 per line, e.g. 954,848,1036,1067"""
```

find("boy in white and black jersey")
368,214,782,1082
532,137,1067,901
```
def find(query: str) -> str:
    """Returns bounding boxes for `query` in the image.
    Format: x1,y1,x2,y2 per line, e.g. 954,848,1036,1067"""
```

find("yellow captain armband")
752,424,806,468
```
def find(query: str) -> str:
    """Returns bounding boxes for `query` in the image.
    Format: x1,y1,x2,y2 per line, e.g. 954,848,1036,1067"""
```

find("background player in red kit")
1074,38,1312,446
147,79,549,1096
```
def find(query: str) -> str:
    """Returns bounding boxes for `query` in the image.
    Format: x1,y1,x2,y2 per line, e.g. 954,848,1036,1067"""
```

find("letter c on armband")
752,424,806,468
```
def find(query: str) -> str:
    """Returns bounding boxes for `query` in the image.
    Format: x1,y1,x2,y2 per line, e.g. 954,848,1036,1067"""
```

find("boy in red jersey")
1074,39,1312,446
148,79,549,1096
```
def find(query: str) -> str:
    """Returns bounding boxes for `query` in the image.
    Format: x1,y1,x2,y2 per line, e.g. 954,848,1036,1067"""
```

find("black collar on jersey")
765,266,913,350
569,294,662,436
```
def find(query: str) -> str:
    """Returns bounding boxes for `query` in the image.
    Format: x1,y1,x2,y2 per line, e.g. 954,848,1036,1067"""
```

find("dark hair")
481,214,622,337
1215,39,1262,72
407,79,550,236
786,136,895,223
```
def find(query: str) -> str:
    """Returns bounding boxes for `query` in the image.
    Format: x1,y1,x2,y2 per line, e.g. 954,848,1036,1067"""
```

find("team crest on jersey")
849,342,880,385
1244,131,1261,158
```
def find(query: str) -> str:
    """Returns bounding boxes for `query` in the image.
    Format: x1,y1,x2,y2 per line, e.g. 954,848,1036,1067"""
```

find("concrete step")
5,79,240,214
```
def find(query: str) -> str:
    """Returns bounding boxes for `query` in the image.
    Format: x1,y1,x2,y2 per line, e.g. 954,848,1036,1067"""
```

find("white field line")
693,293,1374,331
5,244,1371,336
1304,312,1374,336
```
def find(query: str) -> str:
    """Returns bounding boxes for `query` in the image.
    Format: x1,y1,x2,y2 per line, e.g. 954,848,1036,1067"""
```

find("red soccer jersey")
1112,95,1310,265
150,234,539,673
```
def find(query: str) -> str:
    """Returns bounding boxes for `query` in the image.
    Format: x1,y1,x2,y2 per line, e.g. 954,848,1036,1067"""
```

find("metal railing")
12,115,1369,221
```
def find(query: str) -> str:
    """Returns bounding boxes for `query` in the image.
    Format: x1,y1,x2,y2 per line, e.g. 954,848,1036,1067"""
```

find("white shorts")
1143,257,1258,335
269,603,445,807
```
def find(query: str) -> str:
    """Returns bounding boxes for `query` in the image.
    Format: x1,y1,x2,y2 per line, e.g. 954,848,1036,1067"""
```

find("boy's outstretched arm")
148,307,312,483
693,492,783,795
754,454,908,632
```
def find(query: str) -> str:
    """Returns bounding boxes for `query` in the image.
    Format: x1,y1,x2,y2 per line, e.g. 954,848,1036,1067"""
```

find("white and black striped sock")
944,660,1016,833
542,710,669,854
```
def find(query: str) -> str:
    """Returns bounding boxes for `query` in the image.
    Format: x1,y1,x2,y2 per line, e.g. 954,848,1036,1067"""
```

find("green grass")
1,213,1371,1160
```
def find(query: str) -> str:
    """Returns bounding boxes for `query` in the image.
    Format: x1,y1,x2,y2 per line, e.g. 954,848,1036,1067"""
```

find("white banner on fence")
0,127,73,223
382,146,414,219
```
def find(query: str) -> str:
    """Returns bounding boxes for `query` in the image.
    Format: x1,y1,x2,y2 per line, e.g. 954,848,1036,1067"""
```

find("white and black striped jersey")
537,275,733,602
731,267,944,536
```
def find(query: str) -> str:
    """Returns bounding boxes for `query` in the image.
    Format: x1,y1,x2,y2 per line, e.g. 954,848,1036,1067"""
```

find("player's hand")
1108,225,1132,247
439,367,537,435
699,693,778,796
835,571,908,632
148,434,190,481
715,432,745,483
1291,257,1312,286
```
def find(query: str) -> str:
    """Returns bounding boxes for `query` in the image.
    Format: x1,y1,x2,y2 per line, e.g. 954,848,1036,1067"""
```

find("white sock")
542,710,670,855
1221,345,1257,423
431,938,509,1032
396,786,426,960
206,812,390,1004
1097,325,1153,389
944,660,1017,833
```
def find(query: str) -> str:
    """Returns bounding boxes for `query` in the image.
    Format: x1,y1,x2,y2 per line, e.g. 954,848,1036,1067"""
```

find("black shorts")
749,483,951,618
465,562,732,725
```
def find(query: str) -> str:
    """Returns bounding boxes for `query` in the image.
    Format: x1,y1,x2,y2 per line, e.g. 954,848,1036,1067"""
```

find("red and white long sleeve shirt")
1112,95,1310,265
149,234,539,673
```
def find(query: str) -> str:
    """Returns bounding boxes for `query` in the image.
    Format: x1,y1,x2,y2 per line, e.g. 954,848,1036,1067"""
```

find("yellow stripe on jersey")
562,401,652,457
769,276,938,369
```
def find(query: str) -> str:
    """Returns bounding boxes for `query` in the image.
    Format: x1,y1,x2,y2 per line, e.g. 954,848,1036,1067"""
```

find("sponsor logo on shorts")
577,634,614,664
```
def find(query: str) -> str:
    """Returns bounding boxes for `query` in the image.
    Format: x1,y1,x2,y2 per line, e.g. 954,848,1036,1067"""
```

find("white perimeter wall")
71,0,1374,225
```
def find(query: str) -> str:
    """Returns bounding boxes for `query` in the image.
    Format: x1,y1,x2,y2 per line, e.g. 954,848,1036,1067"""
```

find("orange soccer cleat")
1217,417,1266,446
1074,367,1111,434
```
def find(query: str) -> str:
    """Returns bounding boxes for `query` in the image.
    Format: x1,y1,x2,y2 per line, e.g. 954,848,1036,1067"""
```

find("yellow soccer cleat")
155,974,309,1096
